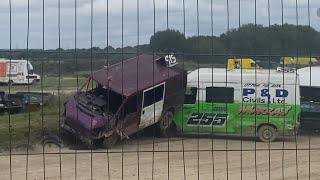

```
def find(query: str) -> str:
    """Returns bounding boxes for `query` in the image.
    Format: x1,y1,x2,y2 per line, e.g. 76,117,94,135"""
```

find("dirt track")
1,134,320,180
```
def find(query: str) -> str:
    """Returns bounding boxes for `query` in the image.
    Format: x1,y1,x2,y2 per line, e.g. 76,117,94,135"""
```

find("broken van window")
143,84,164,108
184,87,197,104
206,87,234,103
124,95,138,114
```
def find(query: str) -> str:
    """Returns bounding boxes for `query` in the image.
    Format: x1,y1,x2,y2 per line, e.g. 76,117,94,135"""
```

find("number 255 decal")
187,113,228,127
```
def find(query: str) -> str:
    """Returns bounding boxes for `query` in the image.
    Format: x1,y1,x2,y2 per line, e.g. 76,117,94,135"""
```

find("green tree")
150,29,186,53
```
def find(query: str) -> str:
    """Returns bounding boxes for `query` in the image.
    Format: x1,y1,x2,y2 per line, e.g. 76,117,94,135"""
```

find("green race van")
172,68,300,142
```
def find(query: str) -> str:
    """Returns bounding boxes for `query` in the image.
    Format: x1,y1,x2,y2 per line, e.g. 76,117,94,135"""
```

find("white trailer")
0,59,40,85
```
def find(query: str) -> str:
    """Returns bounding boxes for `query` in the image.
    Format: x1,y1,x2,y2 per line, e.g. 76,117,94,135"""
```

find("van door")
201,86,234,133
139,82,165,129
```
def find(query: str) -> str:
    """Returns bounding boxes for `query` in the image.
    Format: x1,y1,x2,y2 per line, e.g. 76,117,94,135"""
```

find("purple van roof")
91,54,180,97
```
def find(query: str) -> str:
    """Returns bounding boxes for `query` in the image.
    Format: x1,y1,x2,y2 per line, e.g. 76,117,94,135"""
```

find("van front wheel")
31,79,36,85
257,125,277,142
102,133,118,149
157,111,176,138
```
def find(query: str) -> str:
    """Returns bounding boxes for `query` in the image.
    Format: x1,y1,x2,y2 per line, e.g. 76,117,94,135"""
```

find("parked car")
62,54,187,148
0,92,51,115
10,94,42,113
15,92,51,106
227,58,262,70
0,92,23,114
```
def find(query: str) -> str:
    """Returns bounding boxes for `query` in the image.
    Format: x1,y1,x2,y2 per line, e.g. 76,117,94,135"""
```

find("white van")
0,59,40,85
172,68,301,142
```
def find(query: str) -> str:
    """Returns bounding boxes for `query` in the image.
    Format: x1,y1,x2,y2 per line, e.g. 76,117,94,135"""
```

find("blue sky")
0,0,319,49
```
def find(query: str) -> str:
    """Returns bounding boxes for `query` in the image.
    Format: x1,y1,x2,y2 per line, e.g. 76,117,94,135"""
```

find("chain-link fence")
0,0,320,179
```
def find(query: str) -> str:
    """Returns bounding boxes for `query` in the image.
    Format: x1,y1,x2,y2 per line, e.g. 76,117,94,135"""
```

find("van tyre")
157,111,176,138
41,135,63,148
257,125,277,142
102,133,118,149
15,140,34,151
7,80,13,86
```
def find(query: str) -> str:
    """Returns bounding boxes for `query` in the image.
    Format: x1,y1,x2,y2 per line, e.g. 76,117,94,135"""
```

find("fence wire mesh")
0,0,320,180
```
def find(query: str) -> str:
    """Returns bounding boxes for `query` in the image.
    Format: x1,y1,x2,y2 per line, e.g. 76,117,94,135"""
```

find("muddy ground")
1,134,320,180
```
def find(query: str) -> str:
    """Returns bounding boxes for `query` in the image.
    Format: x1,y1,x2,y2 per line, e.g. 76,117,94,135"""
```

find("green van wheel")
257,125,277,142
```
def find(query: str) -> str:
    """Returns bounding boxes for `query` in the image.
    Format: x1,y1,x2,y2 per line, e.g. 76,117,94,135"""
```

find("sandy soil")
1,134,320,180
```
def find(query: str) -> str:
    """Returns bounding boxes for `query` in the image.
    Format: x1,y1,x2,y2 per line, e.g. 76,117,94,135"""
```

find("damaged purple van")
62,54,187,148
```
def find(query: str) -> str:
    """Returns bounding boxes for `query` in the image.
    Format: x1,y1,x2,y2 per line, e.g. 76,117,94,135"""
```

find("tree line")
0,23,319,75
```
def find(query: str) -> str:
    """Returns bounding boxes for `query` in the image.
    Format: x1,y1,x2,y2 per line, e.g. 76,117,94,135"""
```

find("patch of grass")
0,77,86,92
74,70,93,78
0,94,70,151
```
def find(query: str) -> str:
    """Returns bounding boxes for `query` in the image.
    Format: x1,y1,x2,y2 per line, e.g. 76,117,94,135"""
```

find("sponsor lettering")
238,106,292,116
242,88,289,104
244,84,281,87
242,97,287,104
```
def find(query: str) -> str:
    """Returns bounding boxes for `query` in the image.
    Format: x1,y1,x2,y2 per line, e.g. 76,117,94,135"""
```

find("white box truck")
0,59,40,85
